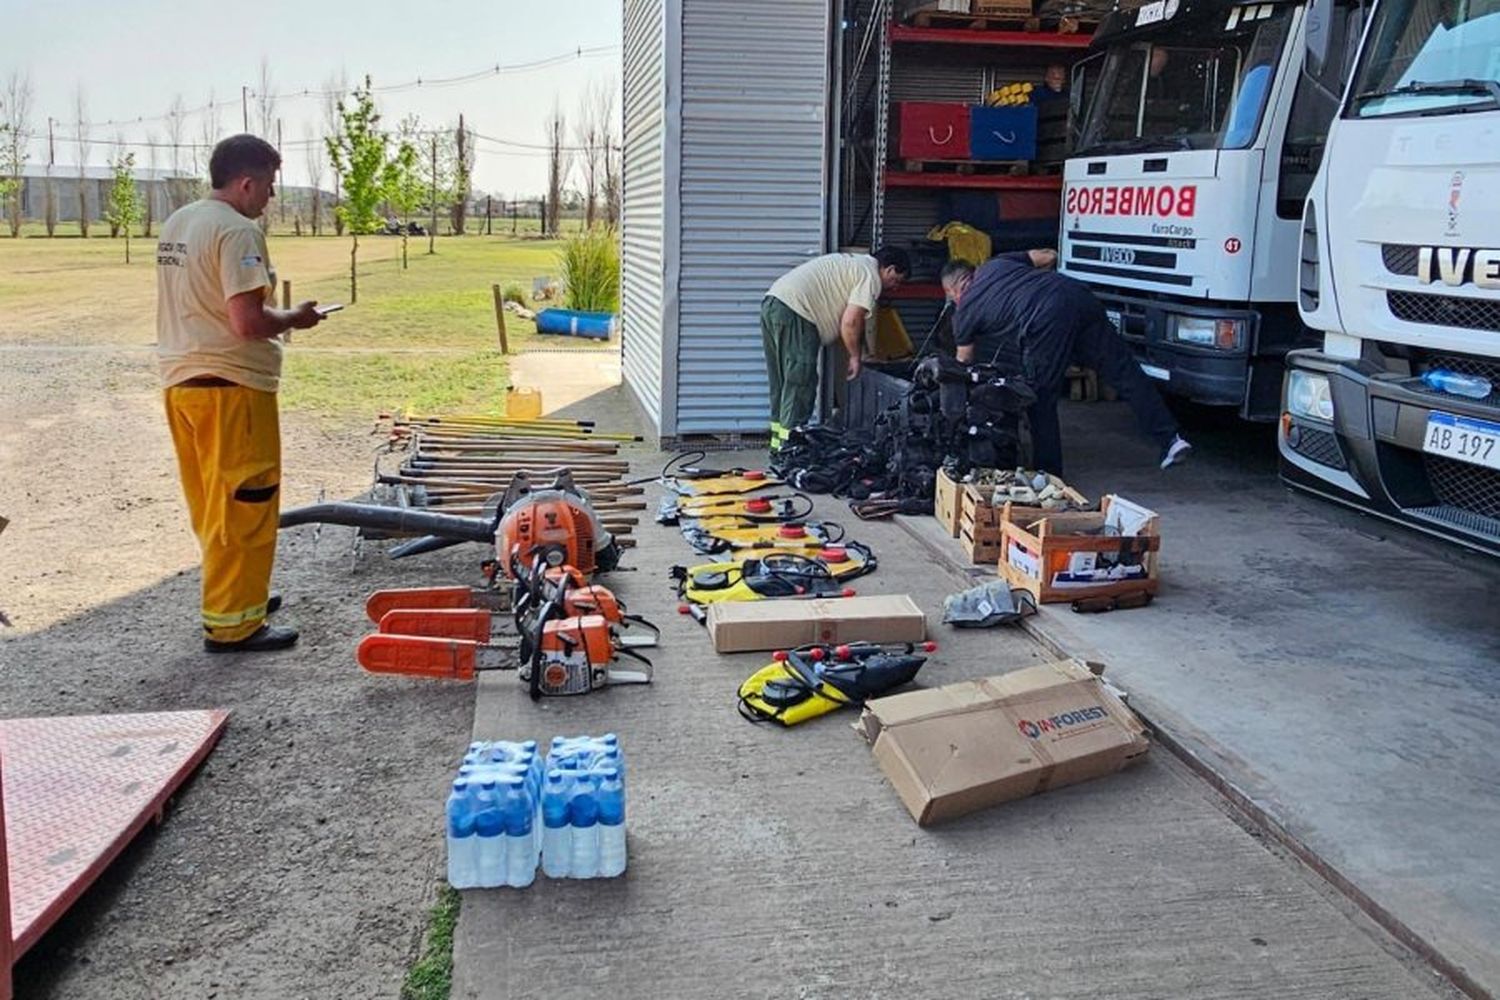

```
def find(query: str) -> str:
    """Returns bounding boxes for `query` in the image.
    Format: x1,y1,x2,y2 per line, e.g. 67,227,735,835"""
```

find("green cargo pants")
761,296,821,451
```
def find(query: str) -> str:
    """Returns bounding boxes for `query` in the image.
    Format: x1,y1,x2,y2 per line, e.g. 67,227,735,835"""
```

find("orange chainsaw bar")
356,632,515,681
364,585,507,624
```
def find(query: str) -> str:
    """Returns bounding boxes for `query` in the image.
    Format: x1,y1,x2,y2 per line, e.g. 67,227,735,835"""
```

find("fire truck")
1281,0,1500,554
1059,0,1366,418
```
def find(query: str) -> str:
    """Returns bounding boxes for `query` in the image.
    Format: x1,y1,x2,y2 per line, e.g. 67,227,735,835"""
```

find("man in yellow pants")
157,134,324,653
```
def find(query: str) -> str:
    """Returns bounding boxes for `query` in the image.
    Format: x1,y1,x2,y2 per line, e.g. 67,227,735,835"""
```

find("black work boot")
267,591,283,615
204,623,299,654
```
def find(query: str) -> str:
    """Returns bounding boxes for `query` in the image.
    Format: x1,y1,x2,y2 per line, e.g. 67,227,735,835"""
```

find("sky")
1,0,624,197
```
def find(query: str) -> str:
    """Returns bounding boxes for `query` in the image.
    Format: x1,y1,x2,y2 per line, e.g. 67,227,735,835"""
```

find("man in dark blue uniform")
942,254,1191,473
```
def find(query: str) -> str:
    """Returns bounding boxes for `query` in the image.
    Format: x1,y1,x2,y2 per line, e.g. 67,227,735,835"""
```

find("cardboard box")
974,0,1033,14
934,468,963,538
856,659,1149,826
706,595,927,654
1000,495,1160,604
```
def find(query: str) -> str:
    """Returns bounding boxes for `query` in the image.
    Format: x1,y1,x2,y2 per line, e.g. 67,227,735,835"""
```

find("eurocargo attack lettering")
1064,184,1197,218
1017,706,1109,739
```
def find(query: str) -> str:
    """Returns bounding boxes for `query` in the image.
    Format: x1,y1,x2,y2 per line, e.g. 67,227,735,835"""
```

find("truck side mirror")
1305,0,1333,75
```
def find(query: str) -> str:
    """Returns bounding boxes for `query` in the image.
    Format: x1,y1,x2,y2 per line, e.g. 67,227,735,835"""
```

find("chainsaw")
357,567,652,697
738,641,935,726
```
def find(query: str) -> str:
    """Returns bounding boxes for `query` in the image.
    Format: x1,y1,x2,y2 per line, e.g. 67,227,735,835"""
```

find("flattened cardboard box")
855,659,1148,826
706,595,926,654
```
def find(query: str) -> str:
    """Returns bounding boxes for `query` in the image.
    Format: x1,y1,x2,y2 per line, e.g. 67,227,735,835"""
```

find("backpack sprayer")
738,641,935,726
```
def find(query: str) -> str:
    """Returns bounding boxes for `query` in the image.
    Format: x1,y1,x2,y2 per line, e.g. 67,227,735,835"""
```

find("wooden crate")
934,468,965,538
974,0,1034,14
999,495,1161,603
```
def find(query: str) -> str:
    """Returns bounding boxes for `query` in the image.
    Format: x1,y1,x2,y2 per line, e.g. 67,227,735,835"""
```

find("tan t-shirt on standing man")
766,253,883,347
156,199,281,392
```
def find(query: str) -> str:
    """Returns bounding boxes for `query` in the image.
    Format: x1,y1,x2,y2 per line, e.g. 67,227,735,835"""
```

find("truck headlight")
1172,316,1244,350
1287,370,1334,422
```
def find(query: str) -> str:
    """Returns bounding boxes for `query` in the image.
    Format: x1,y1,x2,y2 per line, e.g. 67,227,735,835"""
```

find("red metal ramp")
1,710,228,998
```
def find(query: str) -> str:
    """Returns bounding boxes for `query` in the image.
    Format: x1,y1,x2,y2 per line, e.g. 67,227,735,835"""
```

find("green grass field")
0,228,614,418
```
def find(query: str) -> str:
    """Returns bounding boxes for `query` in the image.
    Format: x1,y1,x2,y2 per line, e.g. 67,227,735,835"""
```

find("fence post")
492,284,510,355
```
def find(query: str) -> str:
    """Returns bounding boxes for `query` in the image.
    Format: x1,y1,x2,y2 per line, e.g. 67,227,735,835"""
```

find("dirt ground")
0,341,476,998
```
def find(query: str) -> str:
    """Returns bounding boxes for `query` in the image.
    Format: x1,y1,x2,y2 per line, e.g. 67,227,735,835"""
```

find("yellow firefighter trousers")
164,384,281,642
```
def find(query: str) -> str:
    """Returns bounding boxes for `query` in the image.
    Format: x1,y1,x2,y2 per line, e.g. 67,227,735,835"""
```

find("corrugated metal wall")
621,0,672,437
674,0,832,436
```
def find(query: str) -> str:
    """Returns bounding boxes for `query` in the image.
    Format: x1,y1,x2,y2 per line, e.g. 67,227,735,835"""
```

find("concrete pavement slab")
452,393,1448,999
990,399,1500,996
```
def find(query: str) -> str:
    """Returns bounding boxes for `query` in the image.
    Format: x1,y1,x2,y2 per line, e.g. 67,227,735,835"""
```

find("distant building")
16,164,196,224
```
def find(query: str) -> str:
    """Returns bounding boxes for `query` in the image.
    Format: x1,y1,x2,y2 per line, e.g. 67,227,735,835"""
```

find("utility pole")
47,117,55,165
486,195,492,235
276,117,284,224
241,86,249,132
428,136,438,255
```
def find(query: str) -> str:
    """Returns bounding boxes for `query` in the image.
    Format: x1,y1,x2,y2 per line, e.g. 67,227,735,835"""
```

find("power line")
50,45,619,130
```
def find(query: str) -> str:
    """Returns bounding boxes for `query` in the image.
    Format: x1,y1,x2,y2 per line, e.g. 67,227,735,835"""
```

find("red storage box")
897,102,971,160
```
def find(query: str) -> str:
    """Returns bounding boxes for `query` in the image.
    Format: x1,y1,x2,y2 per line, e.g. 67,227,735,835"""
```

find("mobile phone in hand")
315,304,345,317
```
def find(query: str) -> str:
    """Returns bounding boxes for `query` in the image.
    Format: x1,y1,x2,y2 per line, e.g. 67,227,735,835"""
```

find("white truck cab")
1060,0,1364,418
1281,0,1500,554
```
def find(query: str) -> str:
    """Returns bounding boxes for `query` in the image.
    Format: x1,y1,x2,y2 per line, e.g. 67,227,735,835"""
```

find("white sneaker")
1160,435,1192,470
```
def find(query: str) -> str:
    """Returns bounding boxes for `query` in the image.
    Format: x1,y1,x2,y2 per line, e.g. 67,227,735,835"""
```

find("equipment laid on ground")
672,543,877,615
770,357,1037,515
358,567,652,696
680,518,846,556
738,641,934,726
656,491,813,526
942,580,1038,628
655,452,784,497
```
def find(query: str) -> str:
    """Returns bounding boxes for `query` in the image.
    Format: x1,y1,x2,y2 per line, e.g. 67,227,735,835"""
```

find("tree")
74,88,91,236
195,89,222,188
325,77,388,304
384,116,424,270
255,58,277,234
103,151,141,262
303,122,325,235
575,80,613,229
164,94,196,209
321,73,348,236
544,103,570,237
143,130,158,237
449,115,475,235
1,72,32,237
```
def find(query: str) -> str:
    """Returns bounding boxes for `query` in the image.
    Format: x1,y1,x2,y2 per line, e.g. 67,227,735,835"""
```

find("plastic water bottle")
541,770,572,878
1423,368,1492,399
446,779,480,889
501,776,536,888
473,779,506,888
569,773,600,878
596,767,627,878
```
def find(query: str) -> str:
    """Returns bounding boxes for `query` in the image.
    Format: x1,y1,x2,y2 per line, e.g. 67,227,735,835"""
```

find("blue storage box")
969,106,1038,161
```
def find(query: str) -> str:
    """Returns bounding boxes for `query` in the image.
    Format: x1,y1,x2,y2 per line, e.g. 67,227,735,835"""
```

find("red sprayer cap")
809,647,827,662
779,523,807,539
677,604,691,615
922,641,938,653
819,547,848,563
772,650,788,662
833,644,852,661
841,588,856,598
744,470,766,481
746,498,773,514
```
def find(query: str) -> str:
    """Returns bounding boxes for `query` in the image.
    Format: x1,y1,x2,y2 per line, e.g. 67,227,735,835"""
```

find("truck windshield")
1077,5,1294,154
1349,0,1500,117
